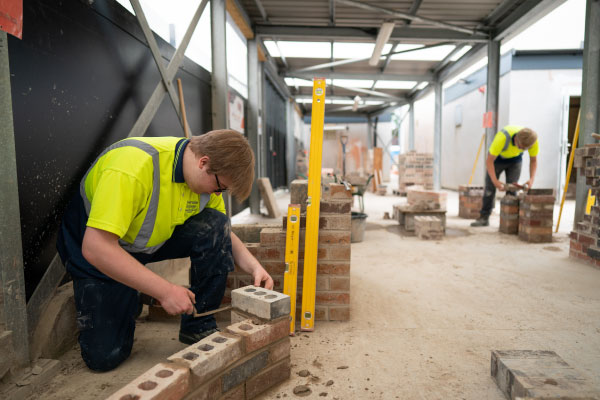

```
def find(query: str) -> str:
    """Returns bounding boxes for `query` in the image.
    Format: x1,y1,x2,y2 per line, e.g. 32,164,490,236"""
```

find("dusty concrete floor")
31,189,600,399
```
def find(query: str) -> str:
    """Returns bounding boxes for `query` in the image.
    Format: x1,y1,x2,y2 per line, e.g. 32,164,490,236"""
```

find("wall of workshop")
441,75,511,190
9,0,212,298
441,68,581,192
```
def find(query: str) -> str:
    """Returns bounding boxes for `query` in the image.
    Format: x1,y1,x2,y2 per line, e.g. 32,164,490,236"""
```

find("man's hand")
252,265,274,290
494,181,505,191
525,179,533,189
158,283,196,315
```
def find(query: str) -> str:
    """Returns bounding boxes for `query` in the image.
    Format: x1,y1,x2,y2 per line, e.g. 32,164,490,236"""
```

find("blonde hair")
516,128,537,149
189,129,255,201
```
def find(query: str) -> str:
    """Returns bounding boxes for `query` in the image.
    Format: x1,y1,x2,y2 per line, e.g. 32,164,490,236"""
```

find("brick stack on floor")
107,286,291,400
230,180,352,322
414,216,444,240
458,185,483,219
569,143,600,267
499,195,519,234
393,188,447,236
518,189,555,243
397,151,433,195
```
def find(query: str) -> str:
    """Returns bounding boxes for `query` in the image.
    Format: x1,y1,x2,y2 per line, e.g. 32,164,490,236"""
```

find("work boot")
179,328,220,345
470,218,489,227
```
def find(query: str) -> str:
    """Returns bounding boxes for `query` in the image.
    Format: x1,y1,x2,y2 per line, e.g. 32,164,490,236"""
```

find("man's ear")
197,155,210,169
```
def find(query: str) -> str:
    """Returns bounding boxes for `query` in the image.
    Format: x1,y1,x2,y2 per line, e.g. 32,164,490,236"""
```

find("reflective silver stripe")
199,193,211,212
500,129,511,152
80,139,162,254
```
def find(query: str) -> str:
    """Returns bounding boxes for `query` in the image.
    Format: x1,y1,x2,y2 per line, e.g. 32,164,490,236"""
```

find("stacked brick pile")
108,286,291,400
397,151,433,194
230,181,351,322
458,185,483,219
499,195,519,234
406,188,447,211
569,143,600,266
414,216,444,240
518,189,555,243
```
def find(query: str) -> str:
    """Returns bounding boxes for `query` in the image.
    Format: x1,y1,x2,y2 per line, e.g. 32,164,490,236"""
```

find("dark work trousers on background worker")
479,157,523,220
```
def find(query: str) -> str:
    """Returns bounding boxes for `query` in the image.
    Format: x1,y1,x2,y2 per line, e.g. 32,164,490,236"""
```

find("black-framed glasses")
214,174,227,193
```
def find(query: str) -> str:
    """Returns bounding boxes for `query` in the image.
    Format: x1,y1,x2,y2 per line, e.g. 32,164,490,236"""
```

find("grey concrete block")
221,350,269,393
231,286,290,320
491,350,600,399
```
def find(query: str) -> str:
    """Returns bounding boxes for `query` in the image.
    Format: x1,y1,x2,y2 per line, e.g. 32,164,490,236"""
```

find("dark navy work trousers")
479,158,522,219
57,195,233,371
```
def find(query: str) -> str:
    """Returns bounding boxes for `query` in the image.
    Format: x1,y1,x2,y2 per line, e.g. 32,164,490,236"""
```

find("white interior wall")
507,69,582,192
413,94,435,153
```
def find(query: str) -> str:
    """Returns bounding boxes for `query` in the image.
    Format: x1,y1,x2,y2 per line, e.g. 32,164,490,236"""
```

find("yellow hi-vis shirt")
80,137,225,254
488,125,539,160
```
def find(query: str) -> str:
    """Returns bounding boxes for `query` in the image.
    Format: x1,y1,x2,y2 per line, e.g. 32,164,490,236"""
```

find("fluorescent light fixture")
331,79,374,88
369,22,395,66
374,80,418,89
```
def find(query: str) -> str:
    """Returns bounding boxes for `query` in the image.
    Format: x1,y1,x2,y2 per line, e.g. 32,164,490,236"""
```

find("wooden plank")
257,177,282,218
226,0,254,39
26,253,66,339
491,350,600,399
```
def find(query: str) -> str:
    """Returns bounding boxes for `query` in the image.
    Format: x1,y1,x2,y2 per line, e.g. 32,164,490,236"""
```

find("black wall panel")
8,0,212,298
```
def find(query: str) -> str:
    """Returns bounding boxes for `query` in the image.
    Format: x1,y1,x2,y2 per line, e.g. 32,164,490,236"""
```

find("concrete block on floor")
106,362,190,400
414,216,444,240
491,350,600,399
231,286,290,320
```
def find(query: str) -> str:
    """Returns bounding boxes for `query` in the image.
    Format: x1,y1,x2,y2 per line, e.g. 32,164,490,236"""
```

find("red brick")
320,199,352,214
106,362,191,400
315,292,350,305
246,243,260,258
226,317,289,354
260,262,287,275
258,247,284,261
329,277,350,291
316,276,329,291
318,231,351,245
578,233,595,246
221,384,245,400
316,262,350,275
329,306,350,321
324,183,352,199
185,376,222,400
523,195,555,203
570,240,582,252
245,358,291,399
268,337,291,364
326,246,351,261
319,214,351,230
260,228,286,246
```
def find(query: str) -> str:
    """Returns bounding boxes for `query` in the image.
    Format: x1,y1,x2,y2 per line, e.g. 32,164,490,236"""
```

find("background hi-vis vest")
80,137,225,254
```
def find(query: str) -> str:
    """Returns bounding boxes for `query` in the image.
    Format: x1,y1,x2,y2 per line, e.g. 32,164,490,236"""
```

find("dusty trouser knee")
73,278,139,372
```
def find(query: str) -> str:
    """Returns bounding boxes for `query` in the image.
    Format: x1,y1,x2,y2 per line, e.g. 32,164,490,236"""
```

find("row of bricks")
519,203,554,212
459,209,481,219
569,247,600,268
254,245,351,262
518,231,552,243
235,261,350,276
398,183,434,190
519,209,554,218
227,275,350,292
501,205,519,214
575,222,598,235
407,190,447,209
226,284,349,306
258,228,350,246
281,214,351,230
235,304,350,322
110,291,291,399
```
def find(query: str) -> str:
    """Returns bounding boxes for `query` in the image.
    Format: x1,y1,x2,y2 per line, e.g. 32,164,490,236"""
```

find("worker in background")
471,126,539,227
57,130,273,372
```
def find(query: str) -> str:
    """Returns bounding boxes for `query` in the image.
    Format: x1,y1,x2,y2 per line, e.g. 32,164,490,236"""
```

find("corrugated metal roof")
236,0,566,116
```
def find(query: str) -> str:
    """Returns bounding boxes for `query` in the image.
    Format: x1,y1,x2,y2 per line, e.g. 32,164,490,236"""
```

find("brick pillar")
518,189,555,243
499,195,519,234
458,185,483,219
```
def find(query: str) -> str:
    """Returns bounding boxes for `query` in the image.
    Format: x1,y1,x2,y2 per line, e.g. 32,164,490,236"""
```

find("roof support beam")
329,0,336,26
433,81,442,190
288,72,434,82
291,41,452,74
492,0,565,41
335,0,484,35
253,0,268,22
295,94,398,103
255,25,489,43
575,0,600,224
